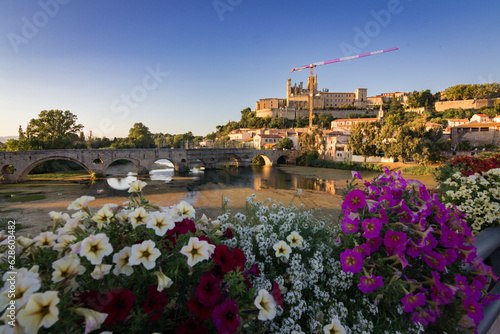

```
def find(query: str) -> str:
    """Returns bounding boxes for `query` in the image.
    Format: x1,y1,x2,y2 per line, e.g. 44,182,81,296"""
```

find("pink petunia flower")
401,293,426,313
383,230,408,252
362,217,382,239
212,299,241,334
342,189,367,213
340,249,363,274
358,275,383,293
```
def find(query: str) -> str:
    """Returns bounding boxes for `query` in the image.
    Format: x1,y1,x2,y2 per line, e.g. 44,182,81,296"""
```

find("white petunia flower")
146,211,175,236
92,204,116,229
128,179,147,193
128,207,150,229
33,232,58,248
17,291,60,334
153,269,173,292
74,308,108,334
112,247,134,276
180,237,211,267
67,196,95,211
323,318,346,334
254,289,277,321
129,240,161,270
273,241,292,259
79,234,113,265
53,235,77,252
286,231,303,248
90,264,113,280
176,201,196,219
51,254,86,283
0,273,41,311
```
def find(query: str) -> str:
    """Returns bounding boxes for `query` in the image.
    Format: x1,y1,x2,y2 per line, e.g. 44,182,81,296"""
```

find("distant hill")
0,136,18,143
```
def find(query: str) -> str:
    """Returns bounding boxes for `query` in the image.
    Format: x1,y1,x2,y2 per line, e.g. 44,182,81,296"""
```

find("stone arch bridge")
0,148,302,183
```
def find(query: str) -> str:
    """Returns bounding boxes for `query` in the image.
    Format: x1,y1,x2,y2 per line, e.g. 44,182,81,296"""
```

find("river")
1,162,437,236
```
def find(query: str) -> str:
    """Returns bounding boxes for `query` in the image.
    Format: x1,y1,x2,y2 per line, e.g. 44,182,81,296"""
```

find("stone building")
451,122,500,147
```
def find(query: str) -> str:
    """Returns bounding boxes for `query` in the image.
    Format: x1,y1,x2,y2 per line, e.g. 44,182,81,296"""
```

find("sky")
1,0,499,139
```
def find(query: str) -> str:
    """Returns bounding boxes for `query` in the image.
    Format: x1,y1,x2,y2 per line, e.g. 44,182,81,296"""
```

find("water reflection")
96,163,342,197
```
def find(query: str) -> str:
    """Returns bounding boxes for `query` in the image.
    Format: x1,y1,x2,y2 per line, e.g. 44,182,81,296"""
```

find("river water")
88,160,436,200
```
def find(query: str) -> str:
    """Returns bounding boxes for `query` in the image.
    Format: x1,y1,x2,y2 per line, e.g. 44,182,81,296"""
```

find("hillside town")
200,78,500,164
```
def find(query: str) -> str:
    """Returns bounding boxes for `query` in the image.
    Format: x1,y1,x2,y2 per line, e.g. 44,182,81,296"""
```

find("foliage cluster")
443,83,500,101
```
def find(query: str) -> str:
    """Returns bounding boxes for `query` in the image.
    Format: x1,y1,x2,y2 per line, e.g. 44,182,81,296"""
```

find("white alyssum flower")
180,237,211,267
79,233,113,265
129,240,161,270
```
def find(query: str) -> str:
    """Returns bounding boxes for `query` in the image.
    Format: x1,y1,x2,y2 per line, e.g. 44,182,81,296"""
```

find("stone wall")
256,108,377,120
435,98,499,112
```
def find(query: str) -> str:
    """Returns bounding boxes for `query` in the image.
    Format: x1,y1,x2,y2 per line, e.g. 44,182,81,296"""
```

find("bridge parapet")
0,148,301,183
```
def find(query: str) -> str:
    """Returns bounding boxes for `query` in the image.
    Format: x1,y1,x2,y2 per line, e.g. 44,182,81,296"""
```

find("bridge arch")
17,156,93,182
253,154,273,166
105,158,141,175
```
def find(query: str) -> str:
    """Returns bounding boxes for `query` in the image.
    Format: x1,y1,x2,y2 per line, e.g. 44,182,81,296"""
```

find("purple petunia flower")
362,217,382,239
463,298,484,325
383,230,408,252
358,274,383,293
351,171,362,180
342,189,367,213
401,293,426,313
340,249,363,273
423,251,447,272
212,299,241,334
411,309,436,326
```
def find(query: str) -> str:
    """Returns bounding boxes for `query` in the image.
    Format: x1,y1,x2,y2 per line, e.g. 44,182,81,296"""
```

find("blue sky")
1,0,499,138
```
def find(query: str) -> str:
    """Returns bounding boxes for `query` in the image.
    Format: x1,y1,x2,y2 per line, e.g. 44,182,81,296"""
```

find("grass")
26,170,88,180
6,194,46,203
0,208,22,213
0,191,23,196
0,218,25,231
399,165,439,175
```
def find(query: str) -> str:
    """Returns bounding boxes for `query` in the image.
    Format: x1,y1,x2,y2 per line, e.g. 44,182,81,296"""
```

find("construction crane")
291,47,399,129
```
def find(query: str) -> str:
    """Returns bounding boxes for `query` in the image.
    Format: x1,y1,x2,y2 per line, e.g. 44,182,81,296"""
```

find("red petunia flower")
142,285,167,322
195,272,223,306
232,247,246,271
187,297,215,321
213,245,237,274
175,317,207,334
212,299,241,334
101,289,135,325
271,282,284,309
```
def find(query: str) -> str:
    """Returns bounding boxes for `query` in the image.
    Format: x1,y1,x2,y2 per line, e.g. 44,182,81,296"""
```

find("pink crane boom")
290,47,399,129
291,47,399,72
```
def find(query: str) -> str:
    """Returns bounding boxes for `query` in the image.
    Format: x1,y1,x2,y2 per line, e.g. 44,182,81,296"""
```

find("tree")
277,137,294,150
347,121,381,160
128,122,154,148
24,110,83,149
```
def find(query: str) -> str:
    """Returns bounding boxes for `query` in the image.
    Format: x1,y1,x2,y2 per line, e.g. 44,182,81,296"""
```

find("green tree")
277,137,294,150
128,122,154,148
315,112,334,129
347,121,381,160
24,110,83,149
